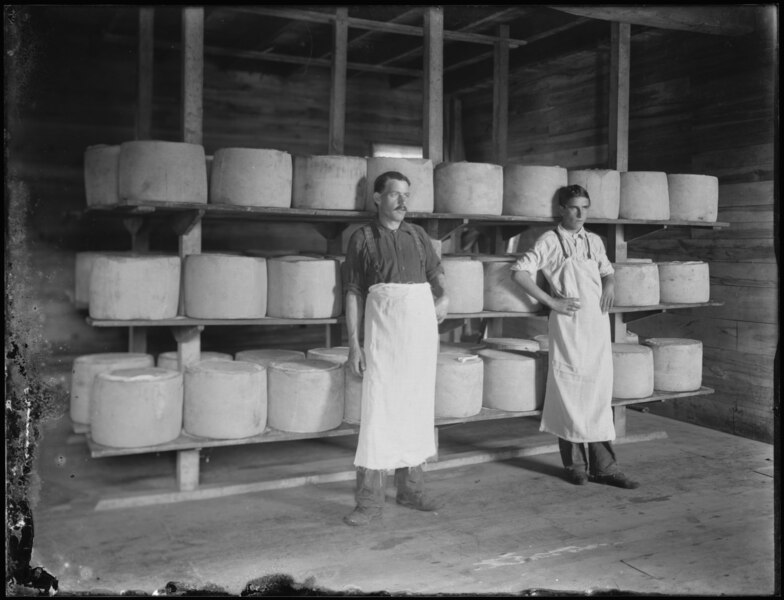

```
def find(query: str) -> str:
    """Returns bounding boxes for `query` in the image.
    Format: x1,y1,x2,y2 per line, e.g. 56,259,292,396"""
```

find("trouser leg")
394,464,442,511
558,438,588,473
344,467,386,526
587,441,618,477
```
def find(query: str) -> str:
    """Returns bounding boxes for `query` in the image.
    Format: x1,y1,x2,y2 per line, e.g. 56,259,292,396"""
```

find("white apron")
354,282,438,469
540,233,615,443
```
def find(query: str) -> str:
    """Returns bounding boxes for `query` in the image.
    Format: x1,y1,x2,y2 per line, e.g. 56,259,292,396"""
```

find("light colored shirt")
511,224,614,279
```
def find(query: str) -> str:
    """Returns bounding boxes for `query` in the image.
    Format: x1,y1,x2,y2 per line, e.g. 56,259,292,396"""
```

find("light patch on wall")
371,143,423,158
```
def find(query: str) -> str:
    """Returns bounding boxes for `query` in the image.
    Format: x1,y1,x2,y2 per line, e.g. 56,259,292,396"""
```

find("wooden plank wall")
7,10,425,371
461,25,777,443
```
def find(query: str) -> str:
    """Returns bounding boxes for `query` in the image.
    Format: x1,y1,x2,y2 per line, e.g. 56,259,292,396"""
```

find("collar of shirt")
375,220,409,234
557,224,586,240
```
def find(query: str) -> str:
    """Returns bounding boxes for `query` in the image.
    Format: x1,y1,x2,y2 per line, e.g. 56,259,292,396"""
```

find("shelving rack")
80,7,727,503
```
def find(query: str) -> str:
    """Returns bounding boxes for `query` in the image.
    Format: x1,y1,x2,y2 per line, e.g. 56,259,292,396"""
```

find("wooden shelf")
84,201,730,229
86,387,713,459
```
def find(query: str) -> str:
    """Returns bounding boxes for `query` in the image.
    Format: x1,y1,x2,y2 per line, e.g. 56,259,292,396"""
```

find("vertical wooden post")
137,8,154,140
609,22,630,172
492,24,510,165
177,449,201,492
423,7,444,164
329,7,348,155
178,7,203,365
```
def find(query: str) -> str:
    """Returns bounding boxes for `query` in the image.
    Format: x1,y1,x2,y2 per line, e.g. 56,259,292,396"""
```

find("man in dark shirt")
342,170,449,526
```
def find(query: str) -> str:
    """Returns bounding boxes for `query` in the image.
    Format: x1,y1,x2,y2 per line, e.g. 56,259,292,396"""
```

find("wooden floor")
27,408,776,596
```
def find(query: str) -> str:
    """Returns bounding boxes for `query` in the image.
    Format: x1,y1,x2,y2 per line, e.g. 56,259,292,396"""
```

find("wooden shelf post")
423,7,444,165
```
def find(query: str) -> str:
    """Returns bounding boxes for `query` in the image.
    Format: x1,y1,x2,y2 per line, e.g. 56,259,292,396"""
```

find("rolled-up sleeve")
591,236,615,278
419,229,445,284
511,233,551,276
343,229,366,297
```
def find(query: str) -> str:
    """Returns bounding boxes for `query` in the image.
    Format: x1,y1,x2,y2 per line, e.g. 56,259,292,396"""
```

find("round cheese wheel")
612,343,654,399
442,257,484,313
90,367,183,448
567,169,620,219
434,162,503,215
184,254,268,318
613,262,660,306
365,158,434,213
88,255,181,320
266,256,342,318
75,251,135,309
235,349,306,366
619,172,670,220
435,353,483,418
210,148,292,208
503,165,568,217
534,334,549,351
292,155,366,210
118,141,208,204
642,338,703,392
483,337,540,354
70,352,155,426
267,359,344,432
84,144,120,206
657,261,710,303
183,361,267,439
481,258,542,312
157,351,233,371
478,349,543,411
306,346,362,424
667,174,718,222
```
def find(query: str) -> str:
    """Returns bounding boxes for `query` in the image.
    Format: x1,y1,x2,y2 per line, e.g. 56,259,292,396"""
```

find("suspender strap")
553,228,592,260
400,221,427,270
362,224,383,278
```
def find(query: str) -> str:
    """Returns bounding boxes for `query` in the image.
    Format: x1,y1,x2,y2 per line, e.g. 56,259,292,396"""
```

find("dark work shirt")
344,220,444,298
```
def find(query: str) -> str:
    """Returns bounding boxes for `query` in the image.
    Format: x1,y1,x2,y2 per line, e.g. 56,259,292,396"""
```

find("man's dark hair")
374,171,411,194
558,184,591,207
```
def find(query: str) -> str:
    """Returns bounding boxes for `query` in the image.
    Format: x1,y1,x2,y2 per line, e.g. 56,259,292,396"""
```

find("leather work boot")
394,465,442,512
343,467,386,526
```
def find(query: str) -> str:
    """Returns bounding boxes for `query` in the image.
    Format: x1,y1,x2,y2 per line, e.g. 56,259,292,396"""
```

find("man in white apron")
342,171,450,526
511,184,639,489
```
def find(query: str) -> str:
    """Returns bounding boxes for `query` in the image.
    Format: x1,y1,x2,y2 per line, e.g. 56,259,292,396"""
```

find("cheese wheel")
667,174,718,222
88,255,180,320
235,349,306,366
503,165,568,217
184,254,268,318
75,251,135,309
434,162,503,215
267,256,342,318
478,349,543,411
534,334,549,351
483,337,540,353
90,368,183,448
435,353,483,418
84,144,120,206
70,353,155,426
481,258,542,312
267,359,344,432
612,343,654,399
365,158,434,213
567,169,620,219
657,261,710,303
619,172,670,220
292,155,366,210
442,257,484,313
183,361,267,439
642,338,703,392
118,140,208,204
157,351,233,371
613,262,660,306
210,148,292,208
306,346,362,424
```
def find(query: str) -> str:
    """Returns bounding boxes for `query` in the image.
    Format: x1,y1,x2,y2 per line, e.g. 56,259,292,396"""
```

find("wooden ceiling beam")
225,6,527,47
550,6,756,36
104,33,422,76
